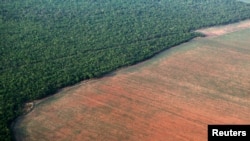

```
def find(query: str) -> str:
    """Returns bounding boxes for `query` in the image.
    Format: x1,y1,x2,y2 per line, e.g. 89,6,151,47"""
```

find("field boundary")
196,19,250,37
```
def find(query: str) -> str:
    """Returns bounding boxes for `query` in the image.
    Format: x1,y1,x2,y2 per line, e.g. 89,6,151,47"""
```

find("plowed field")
14,23,250,141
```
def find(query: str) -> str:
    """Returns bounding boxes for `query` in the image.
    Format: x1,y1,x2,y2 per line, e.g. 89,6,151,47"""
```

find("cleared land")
14,23,250,141
196,20,250,37
238,0,250,3
3,1,250,140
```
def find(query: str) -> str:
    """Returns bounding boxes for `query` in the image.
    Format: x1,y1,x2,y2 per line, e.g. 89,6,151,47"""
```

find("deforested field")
14,24,250,141
2,1,250,139
238,0,250,3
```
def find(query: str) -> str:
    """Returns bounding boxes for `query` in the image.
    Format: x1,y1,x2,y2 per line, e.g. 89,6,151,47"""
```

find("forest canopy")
1,0,250,140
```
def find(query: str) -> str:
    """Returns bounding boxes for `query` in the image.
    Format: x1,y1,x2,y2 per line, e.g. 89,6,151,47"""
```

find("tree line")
1,0,250,140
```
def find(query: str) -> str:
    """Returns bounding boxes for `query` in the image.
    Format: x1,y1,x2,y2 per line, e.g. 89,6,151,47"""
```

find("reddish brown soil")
197,20,250,37
14,25,250,141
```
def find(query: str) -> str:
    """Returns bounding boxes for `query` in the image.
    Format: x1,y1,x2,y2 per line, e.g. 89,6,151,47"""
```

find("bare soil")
14,22,250,141
196,20,250,37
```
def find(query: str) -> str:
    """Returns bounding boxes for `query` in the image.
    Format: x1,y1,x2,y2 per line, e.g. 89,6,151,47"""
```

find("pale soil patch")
13,24,250,141
238,0,250,3
22,102,34,114
196,20,250,37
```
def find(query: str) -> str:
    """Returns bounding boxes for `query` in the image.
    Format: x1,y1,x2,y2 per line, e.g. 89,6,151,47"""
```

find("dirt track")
14,22,250,141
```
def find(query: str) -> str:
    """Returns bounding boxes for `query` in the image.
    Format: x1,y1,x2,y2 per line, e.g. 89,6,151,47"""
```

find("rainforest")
1,0,250,140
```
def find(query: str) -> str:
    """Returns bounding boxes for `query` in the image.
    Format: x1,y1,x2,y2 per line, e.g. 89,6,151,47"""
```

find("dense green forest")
1,0,250,140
